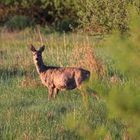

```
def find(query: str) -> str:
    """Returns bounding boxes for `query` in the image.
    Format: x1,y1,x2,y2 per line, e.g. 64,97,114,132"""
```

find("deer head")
30,44,45,64
30,44,46,73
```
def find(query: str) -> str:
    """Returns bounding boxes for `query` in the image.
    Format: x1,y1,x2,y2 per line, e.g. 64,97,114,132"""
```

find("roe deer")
30,45,90,100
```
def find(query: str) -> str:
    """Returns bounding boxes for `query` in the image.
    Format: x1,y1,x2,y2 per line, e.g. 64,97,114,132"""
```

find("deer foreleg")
53,88,59,99
48,87,54,100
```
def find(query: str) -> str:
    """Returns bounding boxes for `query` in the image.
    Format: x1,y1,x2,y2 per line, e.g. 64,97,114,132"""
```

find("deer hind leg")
48,87,54,100
75,77,82,87
53,88,59,99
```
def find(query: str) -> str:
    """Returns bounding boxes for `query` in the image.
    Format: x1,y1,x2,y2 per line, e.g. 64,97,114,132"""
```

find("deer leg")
75,77,82,87
48,87,54,100
53,88,59,99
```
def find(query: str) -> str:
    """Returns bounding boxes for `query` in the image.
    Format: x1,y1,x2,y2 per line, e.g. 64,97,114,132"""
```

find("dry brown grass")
69,45,107,76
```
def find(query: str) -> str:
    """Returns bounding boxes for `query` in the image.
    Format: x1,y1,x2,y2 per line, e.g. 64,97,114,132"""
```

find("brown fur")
30,45,90,100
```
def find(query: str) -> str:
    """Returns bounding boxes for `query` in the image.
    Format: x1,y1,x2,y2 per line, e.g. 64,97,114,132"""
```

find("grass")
0,29,132,140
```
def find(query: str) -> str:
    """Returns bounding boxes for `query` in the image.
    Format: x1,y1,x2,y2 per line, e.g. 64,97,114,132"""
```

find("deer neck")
34,57,47,74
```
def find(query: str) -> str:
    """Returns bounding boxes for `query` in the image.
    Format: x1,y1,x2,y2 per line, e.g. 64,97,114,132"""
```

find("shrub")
76,0,129,34
56,19,78,32
0,0,139,33
5,15,34,31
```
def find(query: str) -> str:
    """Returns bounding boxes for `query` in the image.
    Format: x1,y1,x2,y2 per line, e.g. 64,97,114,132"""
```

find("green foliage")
0,0,139,33
5,15,34,31
102,8,140,140
76,0,129,34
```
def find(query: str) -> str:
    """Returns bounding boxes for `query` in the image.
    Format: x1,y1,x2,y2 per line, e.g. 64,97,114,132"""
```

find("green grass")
0,29,135,140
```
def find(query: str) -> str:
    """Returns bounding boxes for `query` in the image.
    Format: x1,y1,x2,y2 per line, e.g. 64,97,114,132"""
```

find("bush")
56,20,78,32
5,15,34,31
76,0,129,34
103,8,140,139
0,0,139,33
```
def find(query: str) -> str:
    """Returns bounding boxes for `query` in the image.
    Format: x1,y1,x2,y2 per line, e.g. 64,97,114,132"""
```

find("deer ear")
39,45,45,52
30,44,36,52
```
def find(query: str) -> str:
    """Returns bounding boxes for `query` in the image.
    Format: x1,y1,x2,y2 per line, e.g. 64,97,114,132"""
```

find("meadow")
0,11,140,140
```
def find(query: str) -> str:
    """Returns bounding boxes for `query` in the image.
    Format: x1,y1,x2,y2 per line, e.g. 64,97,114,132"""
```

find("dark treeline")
0,0,139,33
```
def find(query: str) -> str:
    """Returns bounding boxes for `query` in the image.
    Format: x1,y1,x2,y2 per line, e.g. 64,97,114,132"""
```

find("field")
0,13,140,140
0,29,122,140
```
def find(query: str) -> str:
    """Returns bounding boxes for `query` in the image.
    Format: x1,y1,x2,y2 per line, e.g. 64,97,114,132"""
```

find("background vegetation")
0,0,140,140
0,0,140,33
